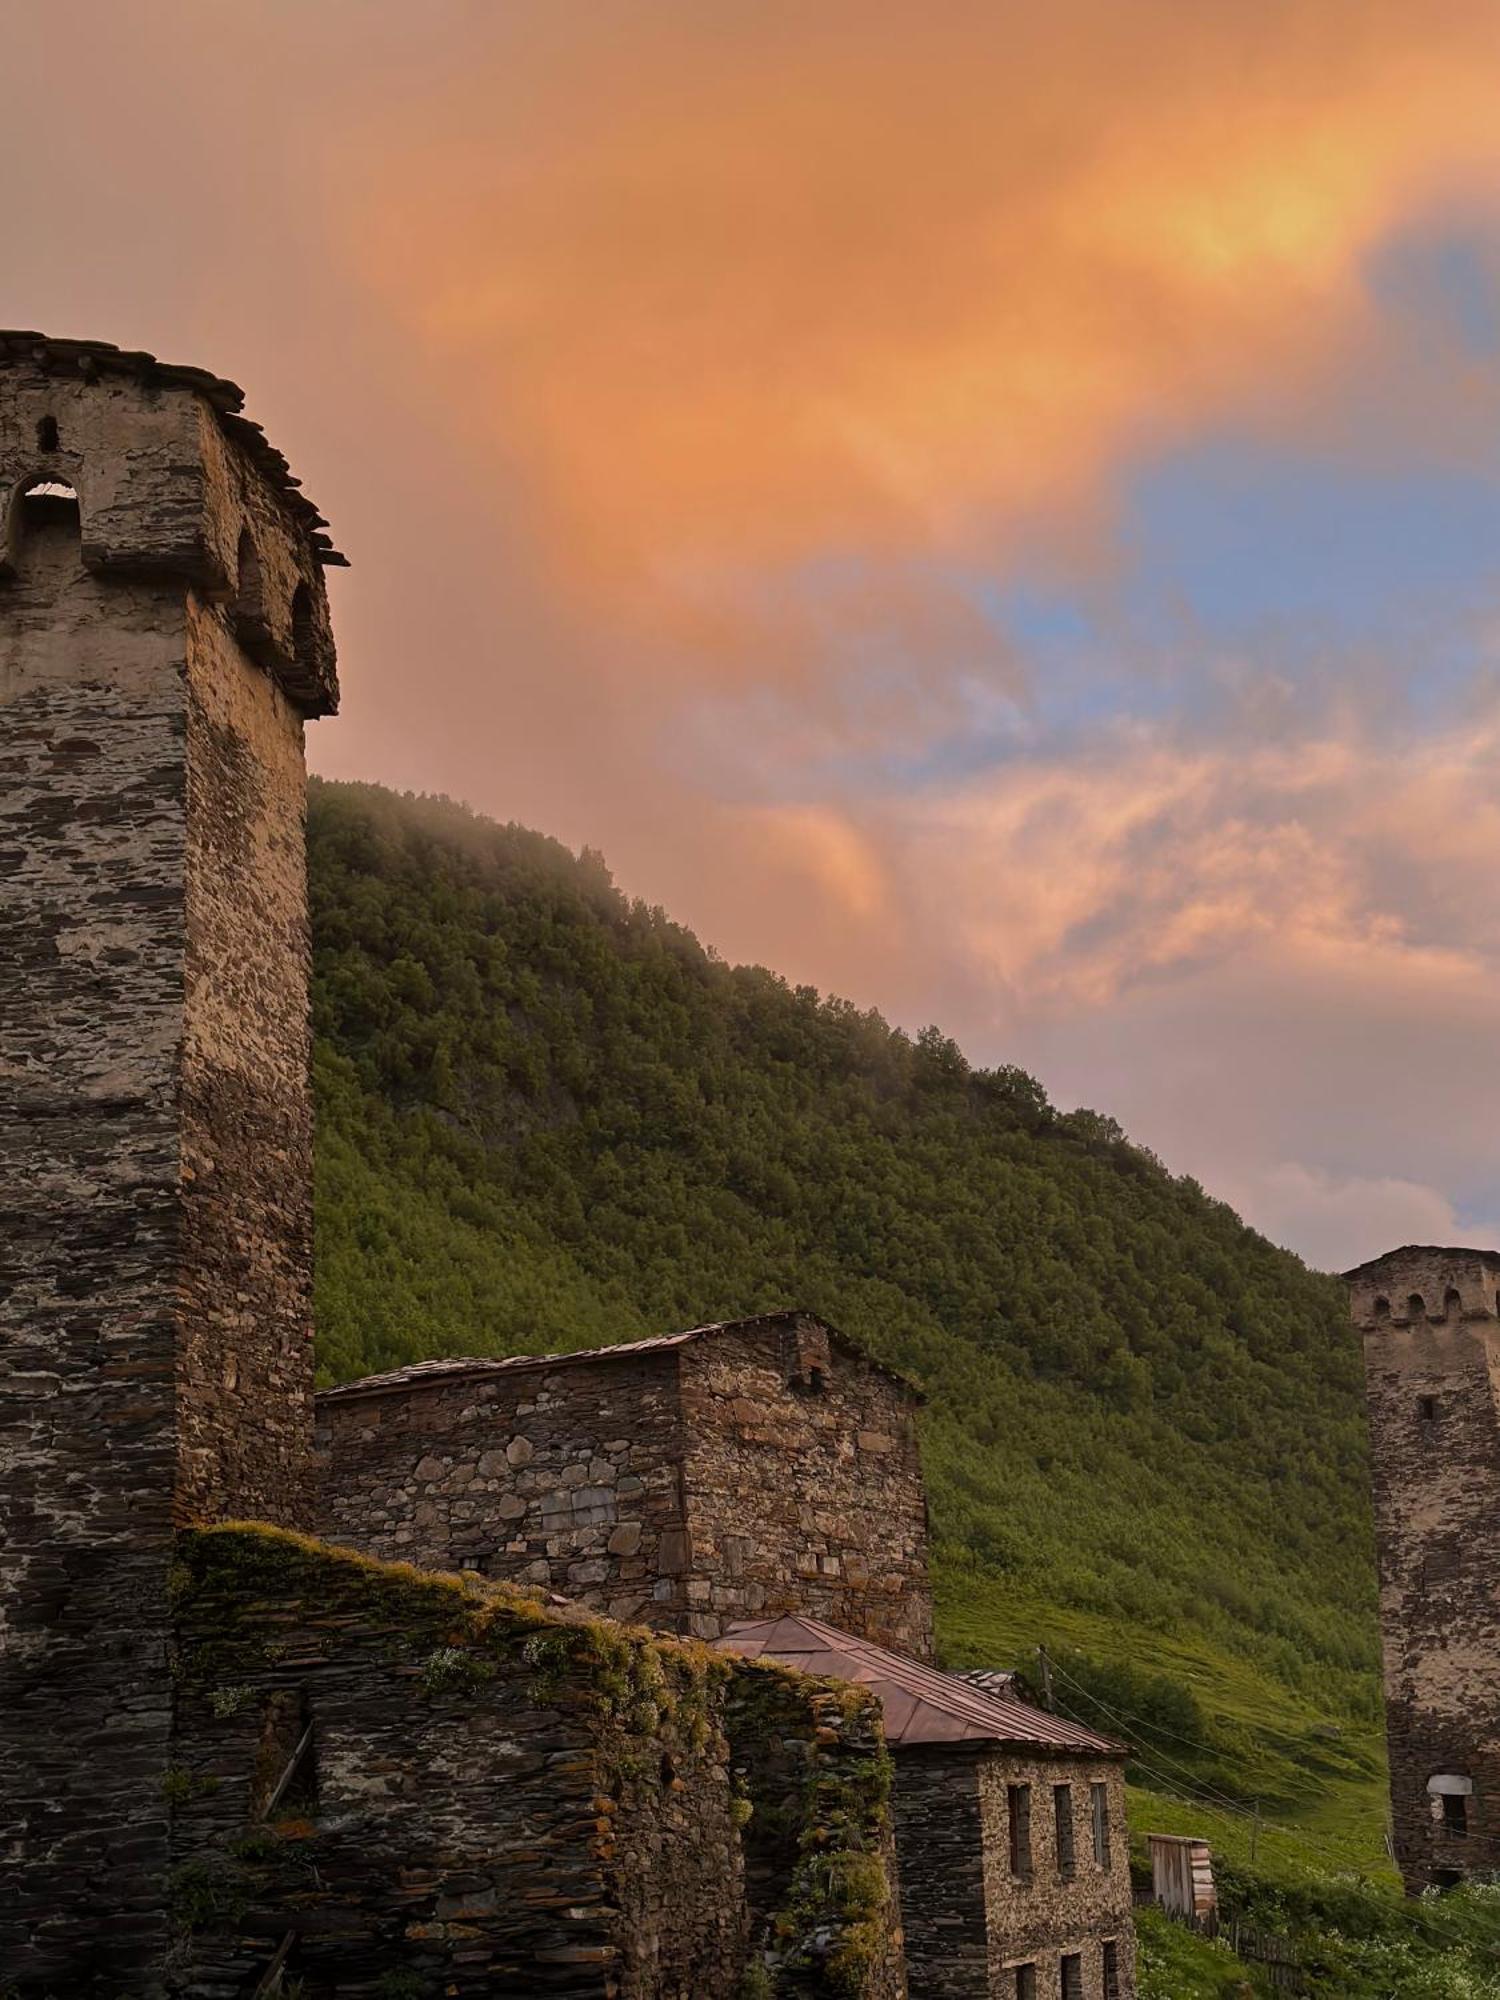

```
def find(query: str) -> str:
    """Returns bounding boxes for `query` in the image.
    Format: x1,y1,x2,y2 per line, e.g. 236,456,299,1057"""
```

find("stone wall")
317,1347,693,1624
0,496,188,1990
167,1525,906,2000
680,1316,931,1656
890,1746,1134,1999
1350,1246,1500,1891
318,1312,933,1658
976,1750,1134,1998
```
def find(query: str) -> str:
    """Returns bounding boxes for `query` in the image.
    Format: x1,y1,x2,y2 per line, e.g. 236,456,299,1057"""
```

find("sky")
6,0,1500,1271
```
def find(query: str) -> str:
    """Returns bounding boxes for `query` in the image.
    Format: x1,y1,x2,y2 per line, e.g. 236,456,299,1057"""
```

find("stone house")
317,1309,933,1658
1347,1243,1500,1892
720,1617,1135,2000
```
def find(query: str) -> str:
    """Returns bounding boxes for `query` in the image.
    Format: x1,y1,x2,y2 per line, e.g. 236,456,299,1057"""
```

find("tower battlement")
0,330,341,712
1345,1245,1500,1332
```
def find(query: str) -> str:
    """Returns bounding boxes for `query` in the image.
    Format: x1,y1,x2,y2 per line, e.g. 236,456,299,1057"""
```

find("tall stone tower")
0,333,342,1990
1346,1244,1500,1893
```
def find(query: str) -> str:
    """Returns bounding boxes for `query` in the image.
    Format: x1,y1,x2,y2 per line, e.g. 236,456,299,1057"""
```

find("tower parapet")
0,332,342,1991
1346,1244,1500,1893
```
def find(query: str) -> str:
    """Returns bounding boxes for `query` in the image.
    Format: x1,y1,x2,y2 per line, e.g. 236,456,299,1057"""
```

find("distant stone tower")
0,334,342,1990
1346,1244,1500,1893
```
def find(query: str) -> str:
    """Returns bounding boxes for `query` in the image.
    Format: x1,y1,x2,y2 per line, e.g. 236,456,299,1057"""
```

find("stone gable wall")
679,1318,932,1656
1355,1249,1500,1890
976,1750,1135,1998
316,1350,692,1625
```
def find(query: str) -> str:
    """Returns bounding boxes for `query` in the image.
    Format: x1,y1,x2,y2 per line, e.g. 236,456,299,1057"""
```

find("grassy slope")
305,779,1404,1900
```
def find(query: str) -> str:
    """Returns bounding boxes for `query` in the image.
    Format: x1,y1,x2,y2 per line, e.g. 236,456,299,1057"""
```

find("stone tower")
1346,1244,1500,1893
0,333,342,1989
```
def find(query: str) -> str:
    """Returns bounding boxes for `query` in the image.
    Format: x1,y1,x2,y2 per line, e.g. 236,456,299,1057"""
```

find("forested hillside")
308,779,1378,1747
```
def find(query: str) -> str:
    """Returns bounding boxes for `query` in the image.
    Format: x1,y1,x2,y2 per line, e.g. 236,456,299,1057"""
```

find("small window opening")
1091,1780,1111,1867
1434,1867,1463,1891
808,1365,825,1393
1443,1793,1469,1837
660,1752,678,1790
1418,1395,1438,1424
36,415,59,454
1007,1783,1032,1881
1054,1782,1076,1881
1372,1296,1391,1322
1409,1293,1428,1321
1102,1941,1121,2000
1061,1953,1084,2000
1444,1288,1463,1320
1013,1966,1036,2000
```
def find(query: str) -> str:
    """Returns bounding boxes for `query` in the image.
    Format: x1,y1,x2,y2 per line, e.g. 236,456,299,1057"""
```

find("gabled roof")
318,1310,921,1404
717,1616,1126,1757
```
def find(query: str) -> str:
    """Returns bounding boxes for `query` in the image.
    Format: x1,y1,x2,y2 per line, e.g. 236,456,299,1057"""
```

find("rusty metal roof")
318,1311,921,1404
0,331,347,567
717,1616,1126,1757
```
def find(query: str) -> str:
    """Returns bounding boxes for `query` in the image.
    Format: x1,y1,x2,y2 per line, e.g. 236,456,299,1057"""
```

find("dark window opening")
808,1365,826,1393
1373,1296,1391,1321
1444,1288,1463,1319
1007,1783,1032,1881
1091,1781,1111,1867
1061,1952,1084,2000
1408,1292,1428,1321
1443,1793,1469,1837
1102,1940,1120,2000
1418,1395,1438,1424
1434,1867,1463,1891
660,1752,677,1789
1054,1782,1076,1881
1013,1966,1036,2000
36,415,59,453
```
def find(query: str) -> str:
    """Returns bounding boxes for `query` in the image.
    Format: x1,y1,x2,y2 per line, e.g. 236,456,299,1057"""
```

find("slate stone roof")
318,1311,922,1404
718,1615,1126,1756
0,331,347,567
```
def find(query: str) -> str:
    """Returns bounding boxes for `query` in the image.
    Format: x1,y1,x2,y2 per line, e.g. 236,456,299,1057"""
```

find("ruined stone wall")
976,1750,1134,1998
0,498,187,1990
1351,1247,1500,1891
168,1525,903,2000
889,1748,989,1999
317,1350,693,1624
178,601,314,1525
679,1318,932,1656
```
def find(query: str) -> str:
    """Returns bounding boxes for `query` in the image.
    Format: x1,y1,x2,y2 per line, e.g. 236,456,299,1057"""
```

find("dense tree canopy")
309,778,1376,1716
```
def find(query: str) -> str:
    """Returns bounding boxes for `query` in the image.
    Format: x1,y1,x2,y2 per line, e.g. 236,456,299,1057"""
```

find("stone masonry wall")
680,1317,932,1656
317,1348,693,1625
1351,1247,1500,1891
168,1525,904,2000
0,497,187,1990
178,601,315,1526
889,1748,989,1999
976,1750,1134,1999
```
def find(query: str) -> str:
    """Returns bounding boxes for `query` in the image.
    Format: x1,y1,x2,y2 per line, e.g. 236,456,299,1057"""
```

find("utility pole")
1037,1644,1054,1710
1249,1801,1261,1866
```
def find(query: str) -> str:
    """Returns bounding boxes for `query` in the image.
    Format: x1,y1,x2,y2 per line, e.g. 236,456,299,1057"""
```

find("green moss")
160,1766,219,1805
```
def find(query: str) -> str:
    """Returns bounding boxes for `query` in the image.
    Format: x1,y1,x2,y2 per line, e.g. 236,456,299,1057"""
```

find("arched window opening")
36,415,60,454
1408,1293,1428,1322
1372,1297,1391,1323
235,528,263,612
291,582,316,663
1444,1288,1463,1320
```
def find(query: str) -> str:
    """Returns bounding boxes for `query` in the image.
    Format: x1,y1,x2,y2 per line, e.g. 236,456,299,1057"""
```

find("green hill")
308,782,1376,1765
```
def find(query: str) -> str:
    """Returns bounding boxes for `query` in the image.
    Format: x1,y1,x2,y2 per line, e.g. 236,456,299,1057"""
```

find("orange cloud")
345,0,1500,657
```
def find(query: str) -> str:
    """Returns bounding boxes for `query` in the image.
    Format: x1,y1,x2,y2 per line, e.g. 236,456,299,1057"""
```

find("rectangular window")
1013,1965,1036,2000
1061,1952,1084,2000
1418,1394,1438,1423
1054,1782,1076,1881
1008,1783,1032,1880
1091,1780,1111,1867
1443,1793,1469,1837
1103,1940,1120,1999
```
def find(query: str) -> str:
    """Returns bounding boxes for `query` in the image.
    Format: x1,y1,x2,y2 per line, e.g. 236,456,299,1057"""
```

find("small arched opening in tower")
1407,1293,1428,1322
36,414,60,454
4,474,82,576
